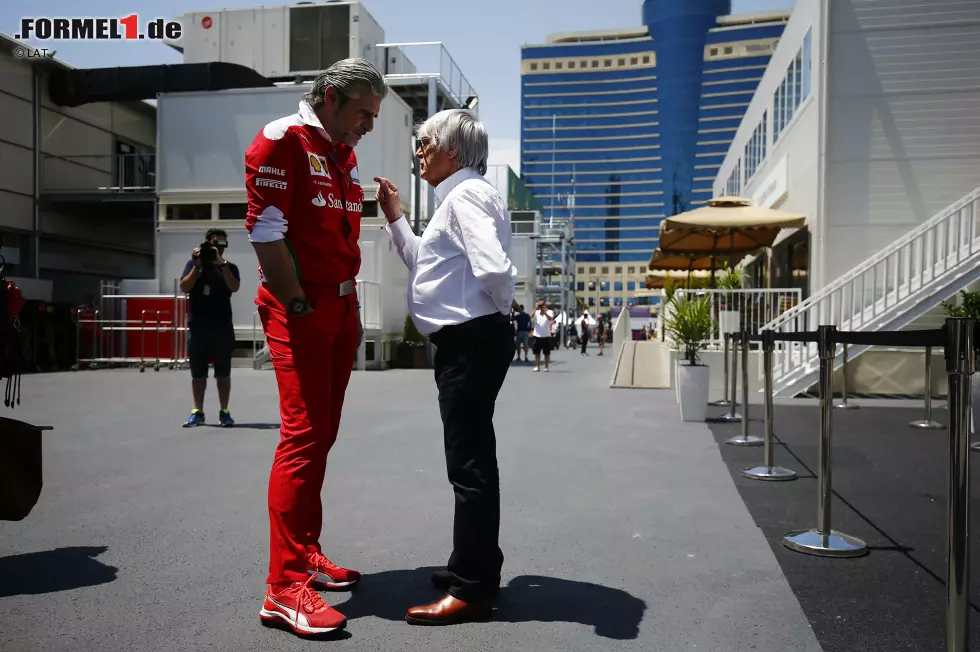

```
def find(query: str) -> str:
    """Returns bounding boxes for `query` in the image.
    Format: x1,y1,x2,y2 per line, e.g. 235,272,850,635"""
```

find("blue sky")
2,0,794,170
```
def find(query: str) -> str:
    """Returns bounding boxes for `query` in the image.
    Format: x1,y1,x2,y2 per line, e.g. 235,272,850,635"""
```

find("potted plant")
664,294,715,422
716,263,744,338
940,290,980,432
396,314,428,369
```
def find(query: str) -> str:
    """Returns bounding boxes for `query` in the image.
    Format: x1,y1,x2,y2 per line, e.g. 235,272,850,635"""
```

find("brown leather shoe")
405,593,492,626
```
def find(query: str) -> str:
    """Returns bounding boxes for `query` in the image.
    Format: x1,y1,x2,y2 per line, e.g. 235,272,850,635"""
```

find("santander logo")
312,193,326,207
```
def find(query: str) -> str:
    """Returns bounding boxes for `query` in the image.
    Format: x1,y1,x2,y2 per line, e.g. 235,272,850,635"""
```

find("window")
543,62,550,70
600,281,610,291
604,59,612,67
630,57,638,65
627,281,636,291
614,281,623,291
600,297,610,307
530,63,538,71
614,297,623,306
615,266,623,274
555,62,562,69
218,203,247,220
710,47,718,56
724,46,733,55
589,266,596,274
361,200,378,217
601,266,609,274
618,58,626,66
166,204,210,220
576,281,585,291
628,266,636,274
802,28,813,98
591,60,599,68
642,55,650,64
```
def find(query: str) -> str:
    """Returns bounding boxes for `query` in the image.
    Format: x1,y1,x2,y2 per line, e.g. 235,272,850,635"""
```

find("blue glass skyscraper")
520,1,788,311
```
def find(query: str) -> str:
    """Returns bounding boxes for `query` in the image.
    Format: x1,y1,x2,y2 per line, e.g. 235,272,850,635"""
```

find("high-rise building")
520,1,789,313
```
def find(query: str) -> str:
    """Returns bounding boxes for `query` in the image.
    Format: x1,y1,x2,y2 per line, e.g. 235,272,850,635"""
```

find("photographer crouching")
179,228,241,427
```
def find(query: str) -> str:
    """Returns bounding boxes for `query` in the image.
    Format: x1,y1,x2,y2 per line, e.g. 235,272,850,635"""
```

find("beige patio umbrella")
658,196,806,253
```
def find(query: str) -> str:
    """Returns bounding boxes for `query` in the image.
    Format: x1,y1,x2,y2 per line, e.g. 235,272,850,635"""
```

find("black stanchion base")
909,420,946,430
742,465,797,481
709,399,732,407
834,401,860,410
717,411,742,422
783,528,869,558
725,434,763,447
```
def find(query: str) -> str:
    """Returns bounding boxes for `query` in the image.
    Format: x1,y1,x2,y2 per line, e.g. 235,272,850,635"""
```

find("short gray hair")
303,58,389,110
417,109,489,176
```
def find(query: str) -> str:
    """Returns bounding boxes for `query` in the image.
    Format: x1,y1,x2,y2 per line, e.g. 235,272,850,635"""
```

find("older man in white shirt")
374,108,517,626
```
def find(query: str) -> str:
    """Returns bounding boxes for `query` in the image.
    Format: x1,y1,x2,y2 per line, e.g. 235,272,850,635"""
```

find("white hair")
416,109,489,176
303,58,389,109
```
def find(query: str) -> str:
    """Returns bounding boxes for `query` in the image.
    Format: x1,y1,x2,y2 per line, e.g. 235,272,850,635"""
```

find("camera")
199,241,218,265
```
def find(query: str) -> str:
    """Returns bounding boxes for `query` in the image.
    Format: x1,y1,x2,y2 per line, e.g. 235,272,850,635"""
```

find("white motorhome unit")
154,83,415,366
708,0,980,397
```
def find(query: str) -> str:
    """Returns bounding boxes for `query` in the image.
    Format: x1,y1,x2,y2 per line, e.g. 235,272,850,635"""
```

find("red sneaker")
259,575,347,636
307,551,361,589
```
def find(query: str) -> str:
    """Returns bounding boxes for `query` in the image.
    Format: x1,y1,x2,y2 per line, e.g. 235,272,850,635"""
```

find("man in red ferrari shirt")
244,58,388,638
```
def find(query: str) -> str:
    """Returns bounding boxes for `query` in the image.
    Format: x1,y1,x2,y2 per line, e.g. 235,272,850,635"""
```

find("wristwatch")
287,297,309,316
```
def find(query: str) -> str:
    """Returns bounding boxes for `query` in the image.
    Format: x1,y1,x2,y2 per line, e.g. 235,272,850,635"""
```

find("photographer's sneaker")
182,410,205,427
218,409,235,427
259,575,347,637
307,551,361,589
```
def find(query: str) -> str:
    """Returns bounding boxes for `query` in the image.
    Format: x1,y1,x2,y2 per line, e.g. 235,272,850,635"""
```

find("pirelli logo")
255,178,287,190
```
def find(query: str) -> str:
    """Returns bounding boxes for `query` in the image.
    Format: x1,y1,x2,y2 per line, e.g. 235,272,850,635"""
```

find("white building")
709,0,980,396
0,33,156,304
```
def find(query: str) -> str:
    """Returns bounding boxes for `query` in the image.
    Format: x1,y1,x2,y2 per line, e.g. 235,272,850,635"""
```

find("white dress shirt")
385,167,517,336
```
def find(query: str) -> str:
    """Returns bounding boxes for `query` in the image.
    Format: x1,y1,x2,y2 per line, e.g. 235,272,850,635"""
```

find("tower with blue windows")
519,1,788,313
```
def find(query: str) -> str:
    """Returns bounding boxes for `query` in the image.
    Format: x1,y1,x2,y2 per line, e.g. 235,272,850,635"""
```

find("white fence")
665,288,803,350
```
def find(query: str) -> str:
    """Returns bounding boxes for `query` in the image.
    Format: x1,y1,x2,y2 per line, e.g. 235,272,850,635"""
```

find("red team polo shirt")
245,101,363,297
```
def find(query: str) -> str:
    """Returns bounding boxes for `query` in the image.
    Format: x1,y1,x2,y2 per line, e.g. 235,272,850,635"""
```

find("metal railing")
357,280,383,332
665,288,802,350
42,152,156,193
763,185,980,395
376,42,478,110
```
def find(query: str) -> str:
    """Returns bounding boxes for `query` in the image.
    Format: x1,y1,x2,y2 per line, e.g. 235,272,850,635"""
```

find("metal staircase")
763,185,980,397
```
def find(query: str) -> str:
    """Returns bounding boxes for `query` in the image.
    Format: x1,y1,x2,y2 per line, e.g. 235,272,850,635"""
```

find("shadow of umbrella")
0,417,52,522
334,567,646,640
0,546,119,598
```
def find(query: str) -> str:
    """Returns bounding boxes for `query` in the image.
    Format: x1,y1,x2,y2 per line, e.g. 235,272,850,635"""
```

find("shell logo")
309,154,321,173
201,16,213,29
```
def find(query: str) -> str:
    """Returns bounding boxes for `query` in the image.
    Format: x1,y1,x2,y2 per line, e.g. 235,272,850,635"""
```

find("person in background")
376,107,517,625
596,316,606,356
179,227,241,428
513,304,531,362
532,300,554,372
579,310,590,356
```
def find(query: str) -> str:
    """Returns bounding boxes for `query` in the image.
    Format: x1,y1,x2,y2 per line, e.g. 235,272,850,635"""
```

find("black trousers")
429,313,513,602
580,330,589,354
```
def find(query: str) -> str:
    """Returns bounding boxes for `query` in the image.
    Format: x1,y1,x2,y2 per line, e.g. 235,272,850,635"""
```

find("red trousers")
256,283,359,587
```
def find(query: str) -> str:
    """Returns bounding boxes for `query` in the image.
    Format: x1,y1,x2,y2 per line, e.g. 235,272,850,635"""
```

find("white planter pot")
678,363,711,422
719,310,740,336
674,359,681,402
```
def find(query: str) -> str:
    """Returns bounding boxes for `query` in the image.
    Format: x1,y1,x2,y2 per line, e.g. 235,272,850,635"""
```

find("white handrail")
767,185,980,330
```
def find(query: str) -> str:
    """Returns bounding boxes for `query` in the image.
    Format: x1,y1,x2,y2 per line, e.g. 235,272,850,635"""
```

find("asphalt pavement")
0,345,820,652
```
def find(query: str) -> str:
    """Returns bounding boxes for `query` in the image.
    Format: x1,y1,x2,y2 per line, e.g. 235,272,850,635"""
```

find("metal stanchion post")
710,333,732,407
783,325,868,557
743,330,797,480
943,317,974,652
834,342,860,410
719,333,742,422
727,330,763,446
911,345,946,430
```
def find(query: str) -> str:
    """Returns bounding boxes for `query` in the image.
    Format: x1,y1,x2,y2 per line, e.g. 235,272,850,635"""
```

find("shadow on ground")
335,567,646,640
0,546,118,597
